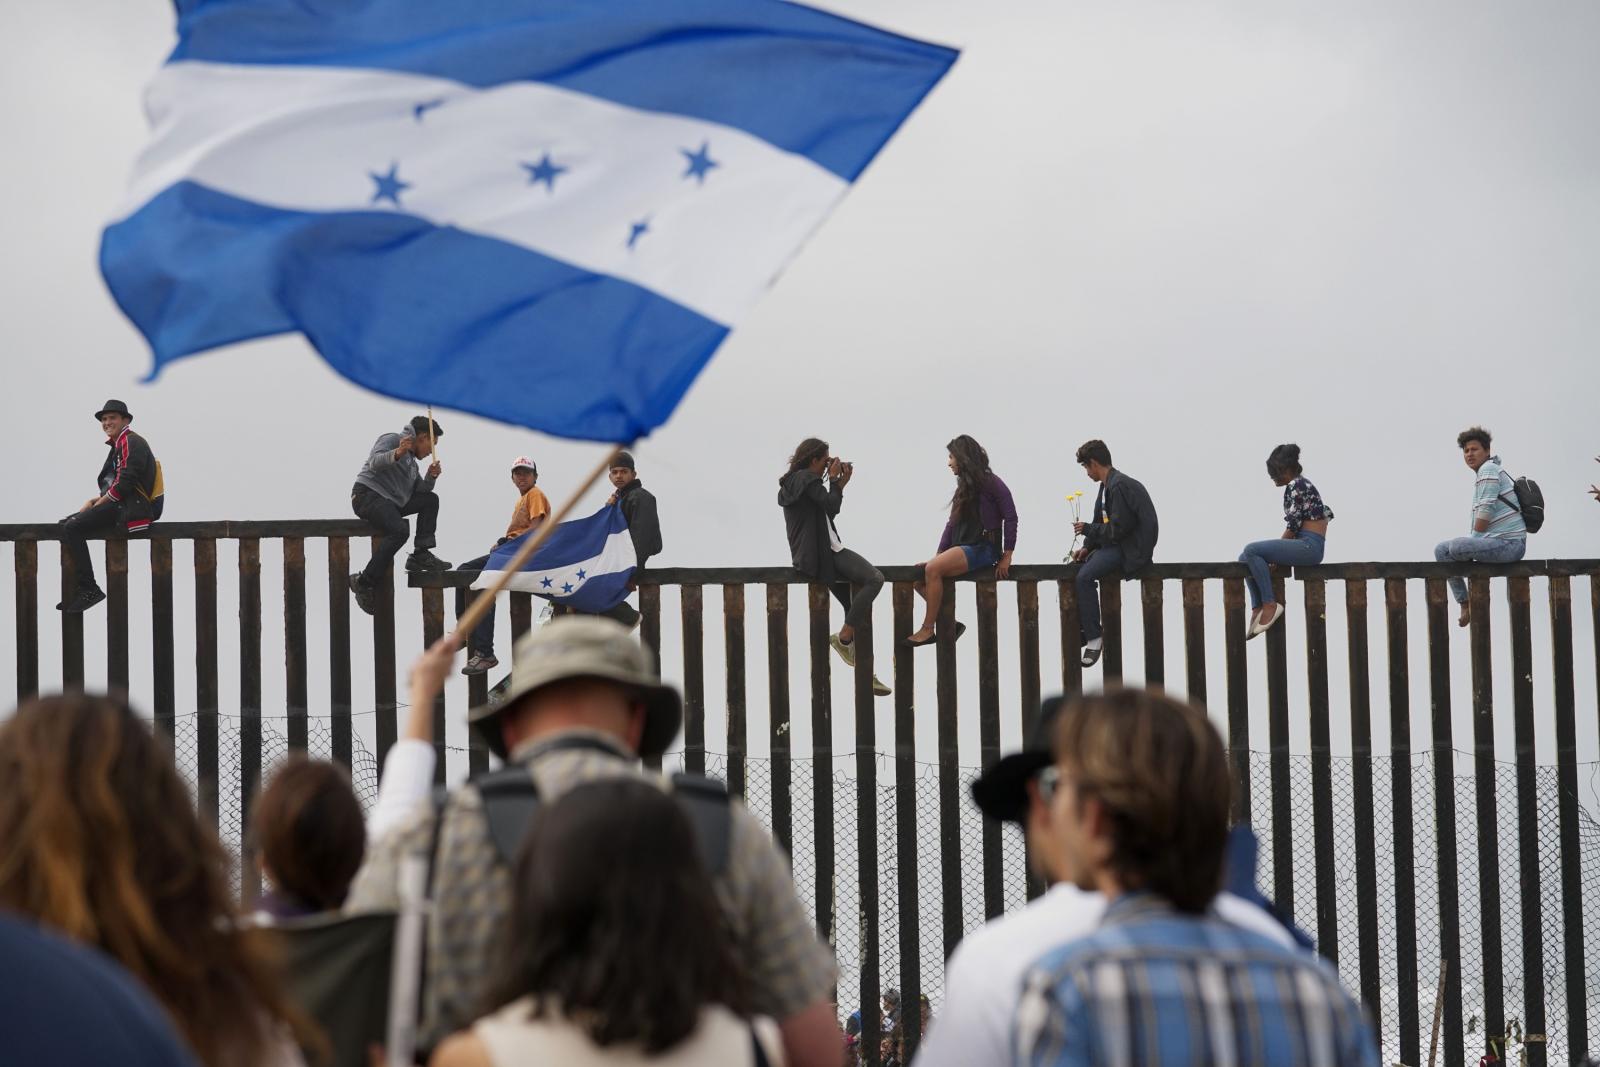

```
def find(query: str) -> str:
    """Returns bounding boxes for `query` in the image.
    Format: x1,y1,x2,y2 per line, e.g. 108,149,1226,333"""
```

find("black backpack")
1497,470,1546,534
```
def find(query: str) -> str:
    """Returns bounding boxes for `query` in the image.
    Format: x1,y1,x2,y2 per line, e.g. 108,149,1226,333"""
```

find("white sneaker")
829,632,857,668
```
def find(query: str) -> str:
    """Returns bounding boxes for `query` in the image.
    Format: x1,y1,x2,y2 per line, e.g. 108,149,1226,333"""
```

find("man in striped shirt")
1432,426,1527,627
1012,689,1378,1067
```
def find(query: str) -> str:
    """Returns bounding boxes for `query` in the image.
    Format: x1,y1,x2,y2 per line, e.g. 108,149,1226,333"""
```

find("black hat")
969,695,1068,824
611,451,636,470
94,399,132,421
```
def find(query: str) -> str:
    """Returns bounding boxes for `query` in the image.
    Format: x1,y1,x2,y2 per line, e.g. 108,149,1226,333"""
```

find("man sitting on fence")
344,617,844,1067
1069,440,1158,668
1433,426,1527,628
348,415,450,616
455,455,550,675
1013,688,1378,1067
912,696,1295,1067
57,399,164,613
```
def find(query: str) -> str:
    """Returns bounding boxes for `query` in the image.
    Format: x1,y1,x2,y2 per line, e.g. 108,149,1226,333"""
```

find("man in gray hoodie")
349,415,451,615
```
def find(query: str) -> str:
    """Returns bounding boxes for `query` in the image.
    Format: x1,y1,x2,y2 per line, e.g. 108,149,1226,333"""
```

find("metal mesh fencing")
166,718,1600,1065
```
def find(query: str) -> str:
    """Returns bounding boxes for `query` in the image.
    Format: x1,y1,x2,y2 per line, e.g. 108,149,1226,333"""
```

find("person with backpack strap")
1433,426,1537,627
345,617,842,1066
430,778,785,1067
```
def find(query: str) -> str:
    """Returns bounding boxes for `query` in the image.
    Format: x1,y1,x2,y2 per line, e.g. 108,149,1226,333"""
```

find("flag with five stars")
473,504,636,612
99,0,958,441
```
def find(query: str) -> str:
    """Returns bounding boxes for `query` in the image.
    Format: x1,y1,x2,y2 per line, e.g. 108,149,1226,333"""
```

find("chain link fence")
167,717,1600,1065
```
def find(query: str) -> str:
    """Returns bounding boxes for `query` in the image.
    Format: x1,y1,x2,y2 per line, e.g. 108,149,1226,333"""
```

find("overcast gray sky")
2,0,1597,772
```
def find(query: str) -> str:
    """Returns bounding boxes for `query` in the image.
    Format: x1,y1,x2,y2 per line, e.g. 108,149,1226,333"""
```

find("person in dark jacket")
1070,439,1158,668
57,399,164,613
603,451,660,630
906,436,1018,647
778,437,889,696
349,415,451,616
552,451,661,631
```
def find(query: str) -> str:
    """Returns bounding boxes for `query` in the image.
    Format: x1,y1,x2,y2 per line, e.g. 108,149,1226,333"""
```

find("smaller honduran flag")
473,505,635,612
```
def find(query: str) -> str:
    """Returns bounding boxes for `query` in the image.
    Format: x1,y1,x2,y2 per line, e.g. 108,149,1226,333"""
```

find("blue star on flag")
521,153,567,192
576,569,587,579
681,141,719,184
561,582,574,593
369,163,410,206
627,219,650,249
540,576,553,589
413,99,444,122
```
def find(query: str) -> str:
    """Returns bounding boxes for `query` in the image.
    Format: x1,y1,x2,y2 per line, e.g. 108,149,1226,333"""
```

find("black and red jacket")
97,427,161,532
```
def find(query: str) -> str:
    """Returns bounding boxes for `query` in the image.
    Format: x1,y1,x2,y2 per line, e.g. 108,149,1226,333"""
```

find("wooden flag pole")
448,443,624,642
426,406,438,462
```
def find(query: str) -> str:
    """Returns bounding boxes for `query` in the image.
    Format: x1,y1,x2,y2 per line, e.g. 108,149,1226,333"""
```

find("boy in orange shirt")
456,457,549,674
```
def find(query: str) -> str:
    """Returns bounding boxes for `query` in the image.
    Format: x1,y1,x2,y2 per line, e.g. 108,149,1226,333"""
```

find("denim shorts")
958,541,1000,570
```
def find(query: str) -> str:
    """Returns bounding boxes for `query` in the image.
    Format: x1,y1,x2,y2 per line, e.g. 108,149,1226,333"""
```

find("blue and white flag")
101,0,957,442
474,506,635,612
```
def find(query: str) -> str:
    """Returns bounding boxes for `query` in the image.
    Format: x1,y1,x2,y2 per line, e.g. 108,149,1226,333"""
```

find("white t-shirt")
474,999,783,1067
911,885,1297,1067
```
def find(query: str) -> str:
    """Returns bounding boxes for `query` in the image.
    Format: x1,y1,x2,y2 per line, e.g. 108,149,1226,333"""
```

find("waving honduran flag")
476,506,635,612
99,0,957,443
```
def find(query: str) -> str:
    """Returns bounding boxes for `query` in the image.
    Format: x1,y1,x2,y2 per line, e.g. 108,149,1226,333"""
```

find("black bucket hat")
94,399,132,421
969,695,1068,824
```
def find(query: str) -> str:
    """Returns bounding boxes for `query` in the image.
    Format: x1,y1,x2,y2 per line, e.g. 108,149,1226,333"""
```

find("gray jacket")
352,429,436,507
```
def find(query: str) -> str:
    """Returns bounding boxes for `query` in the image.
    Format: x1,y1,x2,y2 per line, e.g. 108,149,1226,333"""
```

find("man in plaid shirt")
1012,689,1378,1067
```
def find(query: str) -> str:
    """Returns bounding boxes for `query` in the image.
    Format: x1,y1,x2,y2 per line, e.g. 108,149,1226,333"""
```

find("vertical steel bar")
105,539,129,691
1182,578,1206,705
1266,573,1292,916
422,587,447,783
1426,577,1464,1067
1385,578,1419,1066
456,588,490,776
283,536,308,752
855,589,880,1067
151,537,175,745
976,581,1003,919
1101,578,1123,681
327,538,353,768
1508,577,1546,1067
238,537,262,903
1304,578,1337,963
1140,576,1164,684
194,538,220,828
1223,577,1250,824
1467,575,1503,1060
14,541,38,702
1549,575,1587,1060
936,584,963,958
640,584,663,770
1016,580,1041,737
371,538,397,769
723,584,747,799
809,584,835,945
60,545,84,689
767,584,792,854
681,584,706,776
509,593,533,648
892,581,920,1055
1057,580,1083,696
1345,580,1381,1025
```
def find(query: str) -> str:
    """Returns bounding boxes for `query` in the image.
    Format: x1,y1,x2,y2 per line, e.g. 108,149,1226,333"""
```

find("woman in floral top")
1238,444,1333,637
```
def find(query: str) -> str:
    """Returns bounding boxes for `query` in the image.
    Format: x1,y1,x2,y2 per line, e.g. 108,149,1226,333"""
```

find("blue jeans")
1239,531,1325,610
957,541,1000,570
1434,535,1526,604
1074,546,1125,643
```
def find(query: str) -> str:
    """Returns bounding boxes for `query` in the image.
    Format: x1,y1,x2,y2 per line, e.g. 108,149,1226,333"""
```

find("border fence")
3,520,1598,1067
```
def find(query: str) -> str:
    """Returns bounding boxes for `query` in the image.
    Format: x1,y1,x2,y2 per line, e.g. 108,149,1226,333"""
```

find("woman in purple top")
907,436,1018,647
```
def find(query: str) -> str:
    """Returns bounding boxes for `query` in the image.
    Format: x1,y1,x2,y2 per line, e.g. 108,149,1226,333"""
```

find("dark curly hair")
484,778,748,1052
1266,443,1303,480
782,437,830,484
1456,426,1491,451
947,435,993,520
0,694,322,1066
